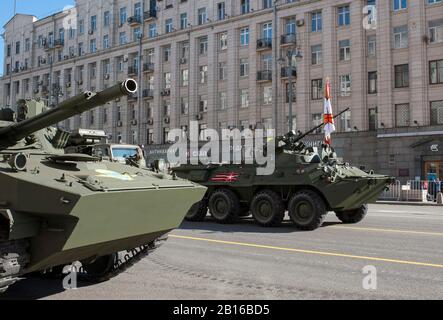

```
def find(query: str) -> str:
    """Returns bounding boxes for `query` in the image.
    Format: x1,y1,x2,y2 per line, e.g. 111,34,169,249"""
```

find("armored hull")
0,80,206,293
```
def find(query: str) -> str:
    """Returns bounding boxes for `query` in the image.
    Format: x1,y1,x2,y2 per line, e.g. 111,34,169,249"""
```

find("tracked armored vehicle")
174,113,392,231
0,80,206,293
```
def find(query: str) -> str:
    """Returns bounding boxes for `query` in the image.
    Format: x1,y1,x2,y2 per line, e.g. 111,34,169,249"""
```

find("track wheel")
288,190,327,231
335,204,368,224
251,190,285,227
82,253,117,282
208,189,240,224
185,200,208,221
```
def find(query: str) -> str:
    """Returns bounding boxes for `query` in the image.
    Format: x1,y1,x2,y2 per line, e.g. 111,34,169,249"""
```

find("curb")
376,201,443,207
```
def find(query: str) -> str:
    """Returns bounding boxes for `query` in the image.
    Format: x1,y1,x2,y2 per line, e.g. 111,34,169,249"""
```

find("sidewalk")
376,200,443,207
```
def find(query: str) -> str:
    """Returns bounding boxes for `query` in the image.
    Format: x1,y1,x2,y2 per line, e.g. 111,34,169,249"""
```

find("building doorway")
424,161,443,181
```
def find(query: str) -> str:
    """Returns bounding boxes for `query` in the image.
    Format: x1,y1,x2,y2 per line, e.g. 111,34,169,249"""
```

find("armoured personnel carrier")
173,114,392,230
0,80,206,293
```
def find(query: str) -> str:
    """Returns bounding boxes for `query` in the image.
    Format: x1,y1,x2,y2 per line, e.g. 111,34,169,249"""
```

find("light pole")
279,48,302,132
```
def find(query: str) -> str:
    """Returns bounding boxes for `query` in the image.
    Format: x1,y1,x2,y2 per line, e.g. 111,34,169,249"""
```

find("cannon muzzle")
0,79,138,150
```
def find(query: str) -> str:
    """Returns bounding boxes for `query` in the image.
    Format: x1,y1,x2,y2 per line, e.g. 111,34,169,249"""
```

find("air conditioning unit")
180,58,187,64
38,81,44,86
88,29,94,35
161,89,171,96
19,66,25,71
296,19,305,27
42,39,47,46
131,119,138,125
77,80,83,85
64,55,69,60
117,121,123,127
423,35,430,43
66,82,71,88
196,113,203,121
164,117,170,124
40,58,46,64
70,52,76,57
123,55,129,62
257,40,264,48
34,89,40,94
147,118,154,125
104,74,110,80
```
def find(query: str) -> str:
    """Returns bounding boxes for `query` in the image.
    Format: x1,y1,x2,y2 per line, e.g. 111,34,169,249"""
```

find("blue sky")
0,0,75,75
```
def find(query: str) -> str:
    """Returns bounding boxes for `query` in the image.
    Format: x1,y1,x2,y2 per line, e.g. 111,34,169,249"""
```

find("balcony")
143,89,154,99
127,15,142,26
143,62,155,73
281,67,297,79
44,39,64,51
257,70,272,82
161,89,171,96
280,34,297,46
144,10,157,22
256,38,272,51
128,66,138,76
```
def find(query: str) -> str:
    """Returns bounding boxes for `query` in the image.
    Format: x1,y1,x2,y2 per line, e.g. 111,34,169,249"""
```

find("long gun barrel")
0,79,137,150
292,108,350,143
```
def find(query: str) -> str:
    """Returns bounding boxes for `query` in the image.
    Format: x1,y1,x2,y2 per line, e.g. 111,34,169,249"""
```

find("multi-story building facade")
1,0,443,181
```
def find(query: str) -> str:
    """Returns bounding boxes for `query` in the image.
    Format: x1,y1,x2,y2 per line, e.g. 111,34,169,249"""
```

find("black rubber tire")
251,190,285,227
185,200,208,221
335,204,368,224
288,190,327,231
82,253,117,281
208,189,240,224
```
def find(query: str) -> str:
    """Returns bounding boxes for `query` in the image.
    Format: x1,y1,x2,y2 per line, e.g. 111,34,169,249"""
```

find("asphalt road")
2,204,442,300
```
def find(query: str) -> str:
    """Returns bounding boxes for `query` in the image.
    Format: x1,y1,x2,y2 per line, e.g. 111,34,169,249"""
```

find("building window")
15,41,20,54
311,45,322,65
164,72,171,89
240,89,249,108
133,27,142,41
181,69,189,86
219,91,227,110
241,0,250,14
285,17,296,35
198,8,207,25
134,2,142,19
90,15,97,31
219,62,227,80
263,0,272,9
199,65,208,84
217,2,226,20
311,79,323,100
163,128,170,144
90,39,97,53
6,44,11,57
199,37,208,55
338,6,350,26
180,98,189,115
103,35,110,49
429,19,443,43
163,100,171,116
431,101,443,125
394,64,409,88
339,75,351,97
311,11,322,32
368,71,378,93
199,95,208,112
164,46,171,62
367,35,376,56
262,22,272,40
312,114,322,133
165,18,173,33
393,25,408,49
149,24,157,38
430,59,443,84
240,27,249,46
219,32,228,50
120,7,127,25
119,32,127,45
104,11,111,27
393,0,407,11
286,82,296,103
369,107,378,131
339,110,352,132
339,40,351,61
180,13,188,29
263,86,272,104
395,103,410,127
240,58,249,77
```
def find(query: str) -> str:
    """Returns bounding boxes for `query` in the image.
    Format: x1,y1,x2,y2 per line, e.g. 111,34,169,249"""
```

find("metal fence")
379,180,443,202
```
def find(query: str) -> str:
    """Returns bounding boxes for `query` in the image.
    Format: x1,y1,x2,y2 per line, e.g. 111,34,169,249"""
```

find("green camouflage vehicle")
0,80,206,293
174,120,393,230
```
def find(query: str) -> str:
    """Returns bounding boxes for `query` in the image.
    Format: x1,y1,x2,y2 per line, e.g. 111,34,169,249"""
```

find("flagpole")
9,0,17,109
